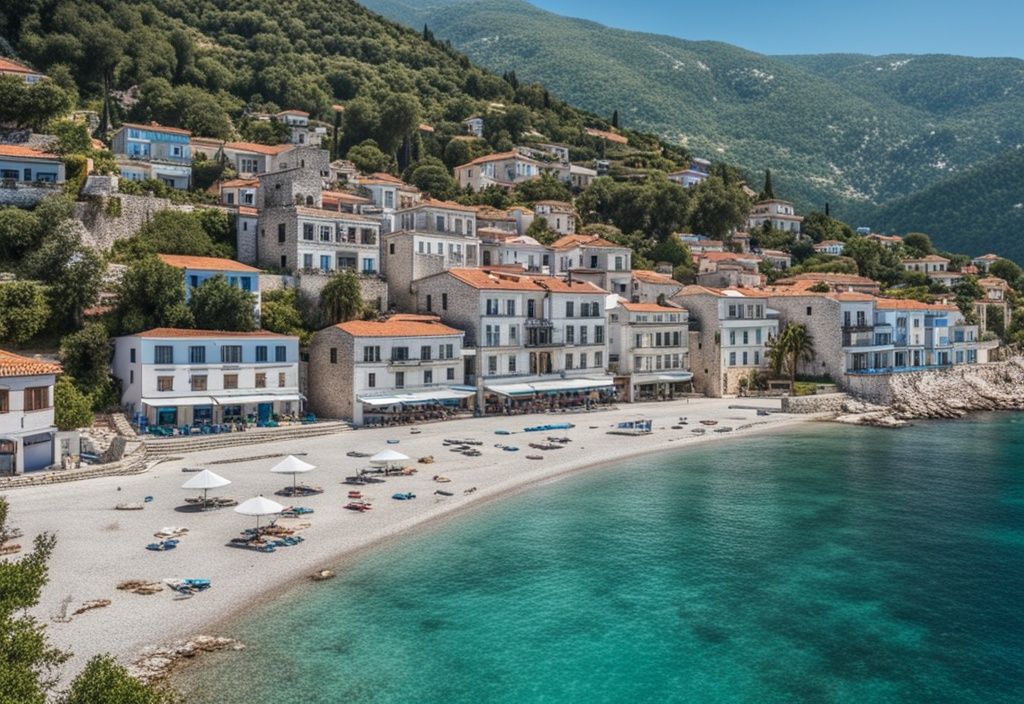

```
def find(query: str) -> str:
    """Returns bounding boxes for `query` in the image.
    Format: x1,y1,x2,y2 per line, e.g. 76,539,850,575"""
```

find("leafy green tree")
130,78,236,139
114,257,193,335
0,75,74,130
112,211,231,261
843,236,903,286
346,140,391,174
0,281,50,344
649,237,692,267
260,288,307,340
801,211,854,244
986,304,1006,340
59,323,112,391
989,259,1023,287
0,208,42,262
688,176,751,240
513,173,572,205
61,654,179,704
903,232,935,258
319,271,363,325
0,497,66,703
54,376,94,430
238,117,289,145
526,217,557,245
407,157,456,199
443,137,486,170
377,93,421,154
188,276,256,332
39,241,104,330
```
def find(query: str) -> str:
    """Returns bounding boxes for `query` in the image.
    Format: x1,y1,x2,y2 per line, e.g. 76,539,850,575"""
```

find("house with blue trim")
157,254,262,321
111,122,192,189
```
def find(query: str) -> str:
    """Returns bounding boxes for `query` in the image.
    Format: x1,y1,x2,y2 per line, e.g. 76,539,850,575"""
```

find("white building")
454,151,543,192
667,157,711,188
608,302,692,401
112,329,301,429
533,201,576,235
275,109,326,146
903,255,950,274
307,315,471,426
0,350,60,475
746,199,804,233
813,239,846,256
156,254,262,319
411,269,616,412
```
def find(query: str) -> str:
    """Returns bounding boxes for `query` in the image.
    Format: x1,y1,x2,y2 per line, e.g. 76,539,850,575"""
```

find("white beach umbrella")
270,455,316,491
235,495,286,533
181,469,231,508
369,449,410,468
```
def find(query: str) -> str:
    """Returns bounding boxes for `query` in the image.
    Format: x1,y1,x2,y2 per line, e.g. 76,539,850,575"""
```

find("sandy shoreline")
3,398,819,683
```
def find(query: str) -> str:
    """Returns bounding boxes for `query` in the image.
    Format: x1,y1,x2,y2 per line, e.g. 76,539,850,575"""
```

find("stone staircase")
0,448,156,490
140,421,352,455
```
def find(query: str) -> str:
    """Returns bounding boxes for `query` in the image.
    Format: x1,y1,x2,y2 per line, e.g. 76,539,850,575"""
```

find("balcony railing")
842,324,874,333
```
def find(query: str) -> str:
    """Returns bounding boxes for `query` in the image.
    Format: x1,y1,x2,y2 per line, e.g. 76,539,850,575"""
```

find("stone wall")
843,373,895,405
781,392,851,414
296,271,388,314
0,185,62,208
74,192,193,251
767,295,845,381
307,326,356,420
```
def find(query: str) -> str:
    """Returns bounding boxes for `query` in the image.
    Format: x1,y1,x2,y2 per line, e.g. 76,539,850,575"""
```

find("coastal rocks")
129,635,244,683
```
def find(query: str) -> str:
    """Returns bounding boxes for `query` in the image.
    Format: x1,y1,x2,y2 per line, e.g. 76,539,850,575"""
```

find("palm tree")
766,323,815,382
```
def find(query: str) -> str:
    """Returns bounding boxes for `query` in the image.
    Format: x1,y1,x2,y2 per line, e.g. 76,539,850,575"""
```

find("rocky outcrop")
838,358,1024,425
128,635,244,683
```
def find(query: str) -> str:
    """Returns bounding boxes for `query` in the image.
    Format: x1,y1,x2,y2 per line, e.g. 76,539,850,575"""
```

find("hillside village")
1,38,1023,478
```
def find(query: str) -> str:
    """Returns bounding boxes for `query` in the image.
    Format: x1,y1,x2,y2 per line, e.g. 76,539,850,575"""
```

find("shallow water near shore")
177,415,1024,703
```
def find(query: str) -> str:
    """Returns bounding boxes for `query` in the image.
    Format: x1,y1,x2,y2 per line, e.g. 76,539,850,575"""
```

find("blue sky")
529,0,1024,59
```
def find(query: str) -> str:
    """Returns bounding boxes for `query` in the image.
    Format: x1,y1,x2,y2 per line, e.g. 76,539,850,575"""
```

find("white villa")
0,350,61,475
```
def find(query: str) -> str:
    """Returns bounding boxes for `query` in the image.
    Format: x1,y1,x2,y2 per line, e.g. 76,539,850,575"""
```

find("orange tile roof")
775,272,879,287
815,239,845,247
405,198,478,213
0,349,61,378
458,150,540,168
698,251,760,263
218,178,259,188
336,319,462,338
366,172,405,184
224,141,294,155
0,144,60,160
974,253,1000,261
237,206,259,216
157,254,260,273
322,190,371,205
276,109,309,117
0,58,41,75
418,123,435,133
584,127,628,144
446,269,606,293
132,328,289,338
875,299,958,312
675,285,768,298
120,122,191,136
904,254,950,263
550,234,624,250
294,205,380,223
620,302,684,313
631,270,679,285
978,276,1010,288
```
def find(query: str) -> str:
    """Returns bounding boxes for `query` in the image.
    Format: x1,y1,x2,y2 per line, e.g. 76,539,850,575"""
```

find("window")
256,345,268,362
330,348,338,364
154,346,174,364
566,353,574,369
595,326,604,344
424,369,433,384
224,374,238,389
435,215,445,231
565,301,574,317
755,329,762,345
421,345,432,360
389,242,395,255
368,373,376,388
580,353,588,368
275,346,286,362
426,294,432,311
187,346,205,364
488,356,498,374
363,346,380,363
806,306,812,316
130,348,136,363
392,347,409,361
742,351,748,365
21,386,50,412
278,223,286,243
729,331,736,345
754,351,760,365
157,376,174,392
595,351,603,368
255,373,267,388
278,372,286,387
508,356,516,373
395,371,405,388
729,352,736,366
320,225,332,242
281,255,287,268
191,375,207,391
303,223,314,241
447,367,455,381
742,331,749,345
221,346,242,364
506,300,515,316
566,326,575,344
304,254,313,269
486,299,499,316
442,293,448,311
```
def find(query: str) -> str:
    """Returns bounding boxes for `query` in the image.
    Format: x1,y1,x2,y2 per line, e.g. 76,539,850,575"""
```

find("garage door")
23,433,53,471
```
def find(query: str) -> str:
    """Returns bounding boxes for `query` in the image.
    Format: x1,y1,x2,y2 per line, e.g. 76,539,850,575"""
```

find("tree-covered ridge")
361,0,1024,255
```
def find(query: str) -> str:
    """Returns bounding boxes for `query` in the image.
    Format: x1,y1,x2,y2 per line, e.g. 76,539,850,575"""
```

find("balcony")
842,324,874,333
524,317,552,328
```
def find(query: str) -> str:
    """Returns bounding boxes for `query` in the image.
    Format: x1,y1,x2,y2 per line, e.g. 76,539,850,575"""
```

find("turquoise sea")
178,415,1024,703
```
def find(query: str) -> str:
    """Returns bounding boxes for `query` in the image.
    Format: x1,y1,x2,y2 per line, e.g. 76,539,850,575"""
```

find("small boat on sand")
699,420,718,426
434,490,454,496
344,502,371,512
392,492,416,501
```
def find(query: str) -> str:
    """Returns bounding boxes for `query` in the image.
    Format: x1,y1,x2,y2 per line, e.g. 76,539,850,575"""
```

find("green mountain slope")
362,0,1024,252
852,147,1024,262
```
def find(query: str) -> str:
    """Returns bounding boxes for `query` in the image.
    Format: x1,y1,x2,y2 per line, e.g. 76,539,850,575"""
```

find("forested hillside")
362,0,1024,255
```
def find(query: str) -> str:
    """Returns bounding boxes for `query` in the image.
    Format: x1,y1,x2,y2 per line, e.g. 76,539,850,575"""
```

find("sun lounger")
115,502,144,510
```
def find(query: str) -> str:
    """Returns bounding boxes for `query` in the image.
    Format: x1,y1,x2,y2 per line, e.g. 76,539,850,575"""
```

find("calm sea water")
178,416,1024,703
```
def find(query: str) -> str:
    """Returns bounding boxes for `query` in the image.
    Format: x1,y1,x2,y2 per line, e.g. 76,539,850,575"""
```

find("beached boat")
524,422,575,433
608,419,653,436
392,492,416,500
699,420,718,426
344,502,371,512
145,539,179,551
434,489,454,496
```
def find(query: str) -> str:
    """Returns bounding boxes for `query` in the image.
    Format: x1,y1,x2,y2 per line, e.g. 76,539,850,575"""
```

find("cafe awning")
657,372,694,382
141,396,216,407
211,393,303,405
485,377,615,397
358,388,475,406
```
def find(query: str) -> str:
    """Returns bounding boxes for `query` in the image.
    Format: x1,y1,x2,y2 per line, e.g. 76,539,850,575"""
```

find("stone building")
382,230,481,312
307,315,470,426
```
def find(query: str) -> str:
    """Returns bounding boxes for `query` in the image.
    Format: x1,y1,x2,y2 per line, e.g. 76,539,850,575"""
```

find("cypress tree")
611,109,619,128
762,168,775,200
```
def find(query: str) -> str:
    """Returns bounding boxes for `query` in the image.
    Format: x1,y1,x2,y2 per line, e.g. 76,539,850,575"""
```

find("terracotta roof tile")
0,349,61,378
131,328,290,338
0,144,60,160
446,268,606,293
336,319,463,338
874,299,958,312
620,302,685,313
0,58,41,75
457,150,541,168
157,254,260,273
550,234,624,250
584,127,628,144
631,270,678,285
276,109,309,117
224,141,294,155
